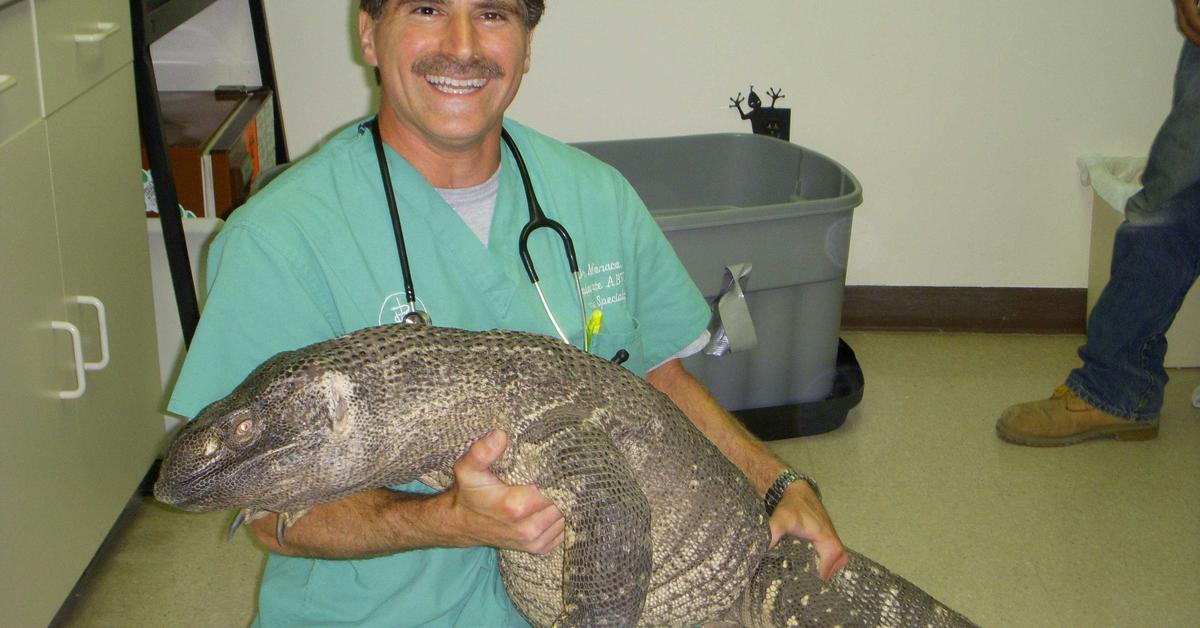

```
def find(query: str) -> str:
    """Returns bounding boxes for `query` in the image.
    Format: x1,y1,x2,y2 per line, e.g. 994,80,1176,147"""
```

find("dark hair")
360,0,544,30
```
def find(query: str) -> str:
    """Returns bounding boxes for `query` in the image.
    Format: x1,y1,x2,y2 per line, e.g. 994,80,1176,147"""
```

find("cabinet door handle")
75,296,110,370
0,75,16,95
51,321,87,400
73,22,121,44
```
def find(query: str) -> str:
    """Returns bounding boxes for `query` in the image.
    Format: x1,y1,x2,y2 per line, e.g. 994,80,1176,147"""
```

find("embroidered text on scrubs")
586,261,623,276
582,260,627,310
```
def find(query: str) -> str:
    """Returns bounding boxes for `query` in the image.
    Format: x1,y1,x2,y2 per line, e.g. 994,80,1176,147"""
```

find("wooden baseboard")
840,286,1087,333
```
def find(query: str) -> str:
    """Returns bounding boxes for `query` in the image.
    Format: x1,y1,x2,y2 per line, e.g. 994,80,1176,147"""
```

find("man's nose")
441,13,480,63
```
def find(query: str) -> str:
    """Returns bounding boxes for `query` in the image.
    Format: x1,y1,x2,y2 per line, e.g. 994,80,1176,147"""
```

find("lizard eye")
230,418,256,445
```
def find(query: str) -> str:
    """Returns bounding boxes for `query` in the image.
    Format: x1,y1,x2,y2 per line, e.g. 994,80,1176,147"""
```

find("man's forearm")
646,359,787,494
246,431,566,559
248,488,464,559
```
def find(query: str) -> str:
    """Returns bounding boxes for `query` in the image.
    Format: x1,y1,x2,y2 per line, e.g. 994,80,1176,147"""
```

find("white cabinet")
32,0,134,116
0,0,41,140
0,1,163,625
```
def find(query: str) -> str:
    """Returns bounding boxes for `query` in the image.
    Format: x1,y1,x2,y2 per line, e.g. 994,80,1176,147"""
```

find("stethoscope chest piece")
401,311,431,326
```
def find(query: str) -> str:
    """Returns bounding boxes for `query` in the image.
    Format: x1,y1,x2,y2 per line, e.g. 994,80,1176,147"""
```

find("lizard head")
154,343,379,514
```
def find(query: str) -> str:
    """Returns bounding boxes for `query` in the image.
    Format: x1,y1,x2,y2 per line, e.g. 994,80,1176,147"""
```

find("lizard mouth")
155,442,301,510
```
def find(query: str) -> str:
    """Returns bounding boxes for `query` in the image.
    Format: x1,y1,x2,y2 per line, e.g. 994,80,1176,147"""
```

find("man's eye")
413,5,438,16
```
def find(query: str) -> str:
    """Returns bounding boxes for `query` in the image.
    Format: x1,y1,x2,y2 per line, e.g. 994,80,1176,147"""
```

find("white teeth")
426,75,487,94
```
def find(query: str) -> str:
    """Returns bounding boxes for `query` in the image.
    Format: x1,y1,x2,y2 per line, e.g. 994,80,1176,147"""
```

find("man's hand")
767,480,848,582
446,430,566,554
645,359,849,582
1177,0,1200,46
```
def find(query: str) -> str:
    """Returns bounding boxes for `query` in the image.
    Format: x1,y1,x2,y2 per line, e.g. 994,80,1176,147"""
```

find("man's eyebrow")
392,0,447,8
464,0,523,17
476,0,521,11
391,0,520,11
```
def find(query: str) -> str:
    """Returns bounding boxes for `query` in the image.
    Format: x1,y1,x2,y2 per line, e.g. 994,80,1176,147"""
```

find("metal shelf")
141,0,218,44
131,0,289,346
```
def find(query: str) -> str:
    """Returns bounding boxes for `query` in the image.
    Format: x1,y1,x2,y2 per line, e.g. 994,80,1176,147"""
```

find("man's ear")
359,10,378,67
523,29,534,74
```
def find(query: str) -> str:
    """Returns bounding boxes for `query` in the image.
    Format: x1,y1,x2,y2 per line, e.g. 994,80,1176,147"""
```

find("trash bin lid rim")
652,196,862,231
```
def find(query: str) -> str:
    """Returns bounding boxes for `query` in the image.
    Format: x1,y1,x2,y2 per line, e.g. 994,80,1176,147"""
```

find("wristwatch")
764,468,822,516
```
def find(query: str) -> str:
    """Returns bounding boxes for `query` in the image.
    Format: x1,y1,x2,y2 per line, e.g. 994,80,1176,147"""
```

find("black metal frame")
130,0,288,346
139,0,218,43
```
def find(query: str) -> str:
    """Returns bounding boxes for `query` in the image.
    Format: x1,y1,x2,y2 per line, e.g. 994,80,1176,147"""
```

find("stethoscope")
369,117,627,363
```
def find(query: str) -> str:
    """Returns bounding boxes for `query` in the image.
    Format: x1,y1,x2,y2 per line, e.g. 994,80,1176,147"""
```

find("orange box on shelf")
142,87,276,219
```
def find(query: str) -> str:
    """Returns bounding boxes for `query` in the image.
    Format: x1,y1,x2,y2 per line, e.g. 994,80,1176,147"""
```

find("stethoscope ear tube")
370,118,429,325
501,128,589,348
501,129,580,282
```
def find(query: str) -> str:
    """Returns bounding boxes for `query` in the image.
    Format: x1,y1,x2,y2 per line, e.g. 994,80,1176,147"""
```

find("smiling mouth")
426,75,488,95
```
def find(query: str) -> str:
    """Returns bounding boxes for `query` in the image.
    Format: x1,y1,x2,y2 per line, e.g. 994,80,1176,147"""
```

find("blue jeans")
1067,42,1200,421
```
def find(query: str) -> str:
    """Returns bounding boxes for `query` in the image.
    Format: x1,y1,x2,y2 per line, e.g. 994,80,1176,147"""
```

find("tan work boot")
996,386,1159,446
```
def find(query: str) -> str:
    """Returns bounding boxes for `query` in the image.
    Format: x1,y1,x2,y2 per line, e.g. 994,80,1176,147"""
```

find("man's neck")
376,110,503,189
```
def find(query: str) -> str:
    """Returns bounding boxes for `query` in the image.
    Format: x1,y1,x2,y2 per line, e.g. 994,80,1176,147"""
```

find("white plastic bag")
1077,154,1146,216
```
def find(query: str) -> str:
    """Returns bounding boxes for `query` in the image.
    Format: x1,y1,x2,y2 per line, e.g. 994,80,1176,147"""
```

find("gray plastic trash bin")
573,133,862,437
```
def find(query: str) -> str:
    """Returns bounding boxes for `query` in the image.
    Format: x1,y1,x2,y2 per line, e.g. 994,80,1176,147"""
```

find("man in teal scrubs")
168,1,847,625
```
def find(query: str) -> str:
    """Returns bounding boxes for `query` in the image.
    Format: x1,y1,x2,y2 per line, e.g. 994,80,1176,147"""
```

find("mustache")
411,54,505,79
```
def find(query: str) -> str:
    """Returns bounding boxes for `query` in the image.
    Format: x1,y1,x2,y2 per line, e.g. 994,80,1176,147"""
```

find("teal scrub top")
168,118,710,627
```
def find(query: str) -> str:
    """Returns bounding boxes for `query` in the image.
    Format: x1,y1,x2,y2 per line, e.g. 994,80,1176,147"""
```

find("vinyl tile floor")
51,331,1200,628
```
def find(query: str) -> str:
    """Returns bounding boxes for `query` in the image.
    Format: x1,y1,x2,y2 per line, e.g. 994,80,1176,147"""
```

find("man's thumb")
455,430,508,485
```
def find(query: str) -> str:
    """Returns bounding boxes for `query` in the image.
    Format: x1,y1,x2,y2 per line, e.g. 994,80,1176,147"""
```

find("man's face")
360,0,533,151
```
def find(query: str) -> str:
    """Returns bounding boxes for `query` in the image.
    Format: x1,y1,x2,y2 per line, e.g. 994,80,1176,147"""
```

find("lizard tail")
732,538,978,627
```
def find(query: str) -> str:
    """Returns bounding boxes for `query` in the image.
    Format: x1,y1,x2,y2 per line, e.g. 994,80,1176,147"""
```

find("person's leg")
1126,42,1200,218
996,42,1200,445
1067,185,1200,421
1067,41,1200,420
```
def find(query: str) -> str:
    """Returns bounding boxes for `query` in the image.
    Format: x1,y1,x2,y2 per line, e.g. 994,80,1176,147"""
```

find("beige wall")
261,0,1183,288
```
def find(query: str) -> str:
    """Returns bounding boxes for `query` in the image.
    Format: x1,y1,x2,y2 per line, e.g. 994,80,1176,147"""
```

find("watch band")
764,468,821,516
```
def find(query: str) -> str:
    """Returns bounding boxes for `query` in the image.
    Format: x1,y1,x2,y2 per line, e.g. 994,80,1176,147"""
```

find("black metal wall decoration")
729,86,790,141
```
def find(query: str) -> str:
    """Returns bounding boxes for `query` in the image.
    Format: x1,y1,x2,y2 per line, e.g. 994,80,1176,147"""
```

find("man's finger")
528,501,564,527
770,520,847,582
1178,1,1200,46
814,539,849,581
767,519,786,549
528,515,567,554
1184,18,1200,48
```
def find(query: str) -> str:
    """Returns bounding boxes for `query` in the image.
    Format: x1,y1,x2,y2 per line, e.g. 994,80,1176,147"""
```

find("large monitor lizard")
156,324,976,627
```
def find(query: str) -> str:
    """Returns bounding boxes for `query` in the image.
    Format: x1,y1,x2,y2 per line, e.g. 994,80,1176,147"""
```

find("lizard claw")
276,514,288,546
227,507,268,541
228,509,248,541
274,509,311,546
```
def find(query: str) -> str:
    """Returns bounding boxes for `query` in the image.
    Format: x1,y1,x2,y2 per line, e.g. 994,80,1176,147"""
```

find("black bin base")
733,338,865,441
